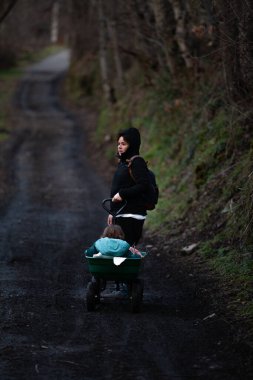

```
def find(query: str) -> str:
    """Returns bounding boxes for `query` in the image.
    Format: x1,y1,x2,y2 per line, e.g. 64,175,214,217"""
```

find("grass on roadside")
0,68,22,141
198,238,253,320
18,44,65,68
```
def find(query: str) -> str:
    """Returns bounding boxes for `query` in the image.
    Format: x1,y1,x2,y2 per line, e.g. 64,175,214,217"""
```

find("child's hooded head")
101,225,125,240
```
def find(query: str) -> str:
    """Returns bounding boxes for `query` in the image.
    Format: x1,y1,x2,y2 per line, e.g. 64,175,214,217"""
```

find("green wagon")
85,254,146,313
85,198,147,312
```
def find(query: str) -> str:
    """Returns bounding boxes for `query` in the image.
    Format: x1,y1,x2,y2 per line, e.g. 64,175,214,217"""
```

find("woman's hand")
112,193,122,202
107,214,113,225
129,246,143,257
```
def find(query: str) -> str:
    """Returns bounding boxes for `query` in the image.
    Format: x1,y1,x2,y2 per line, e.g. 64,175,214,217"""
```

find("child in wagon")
84,224,143,258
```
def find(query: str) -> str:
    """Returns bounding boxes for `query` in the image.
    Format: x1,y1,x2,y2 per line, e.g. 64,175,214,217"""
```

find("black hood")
117,127,141,161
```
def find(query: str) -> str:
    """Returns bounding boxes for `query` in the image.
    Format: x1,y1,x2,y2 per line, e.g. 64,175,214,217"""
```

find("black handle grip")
102,198,127,217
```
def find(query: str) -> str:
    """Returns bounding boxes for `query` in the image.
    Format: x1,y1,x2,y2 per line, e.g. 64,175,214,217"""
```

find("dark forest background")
0,0,253,322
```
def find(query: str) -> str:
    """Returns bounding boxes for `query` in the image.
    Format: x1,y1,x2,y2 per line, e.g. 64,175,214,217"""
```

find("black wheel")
130,279,144,313
92,277,101,304
86,281,96,311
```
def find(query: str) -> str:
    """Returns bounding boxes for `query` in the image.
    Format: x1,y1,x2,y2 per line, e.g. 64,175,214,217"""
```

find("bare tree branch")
0,0,18,24
201,0,218,25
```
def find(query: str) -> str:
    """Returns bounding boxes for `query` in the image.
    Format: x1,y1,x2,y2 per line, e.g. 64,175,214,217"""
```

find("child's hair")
101,224,125,240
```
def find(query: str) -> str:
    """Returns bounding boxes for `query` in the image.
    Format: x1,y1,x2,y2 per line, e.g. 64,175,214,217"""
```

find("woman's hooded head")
117,127,141,160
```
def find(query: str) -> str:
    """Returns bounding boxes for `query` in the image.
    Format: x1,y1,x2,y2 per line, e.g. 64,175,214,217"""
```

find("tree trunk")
151,0,176,73
218,0,253,101
126,0,155,69
127,0,148,54
107,1,124,90
51,1,59,44
0,0,18,24
170,0,193,68
237,1,253,97
98,0,115,103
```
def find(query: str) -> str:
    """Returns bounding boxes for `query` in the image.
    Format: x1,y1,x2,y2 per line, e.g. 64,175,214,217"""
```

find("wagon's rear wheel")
86,279,100,311
130,279,144,313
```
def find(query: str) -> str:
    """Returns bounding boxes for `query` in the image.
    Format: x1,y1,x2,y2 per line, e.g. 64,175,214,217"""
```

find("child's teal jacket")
84,237,139,258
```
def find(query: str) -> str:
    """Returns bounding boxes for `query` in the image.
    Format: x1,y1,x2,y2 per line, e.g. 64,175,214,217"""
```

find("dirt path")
0,51,252,380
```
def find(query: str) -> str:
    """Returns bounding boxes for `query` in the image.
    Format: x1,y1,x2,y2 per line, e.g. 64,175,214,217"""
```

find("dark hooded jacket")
110,127,149,216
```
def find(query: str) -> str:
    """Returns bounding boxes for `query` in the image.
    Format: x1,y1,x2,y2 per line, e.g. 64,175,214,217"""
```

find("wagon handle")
102,198,127,218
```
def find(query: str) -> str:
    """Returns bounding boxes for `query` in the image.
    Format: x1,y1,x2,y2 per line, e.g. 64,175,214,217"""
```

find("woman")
108,127,149,246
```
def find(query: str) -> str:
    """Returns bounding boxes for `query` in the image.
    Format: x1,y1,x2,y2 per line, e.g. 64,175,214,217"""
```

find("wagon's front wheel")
130,279,144,313
86,281,96,311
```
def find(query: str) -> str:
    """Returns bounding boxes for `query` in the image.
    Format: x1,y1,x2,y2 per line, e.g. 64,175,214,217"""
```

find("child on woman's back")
84,225,143,258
